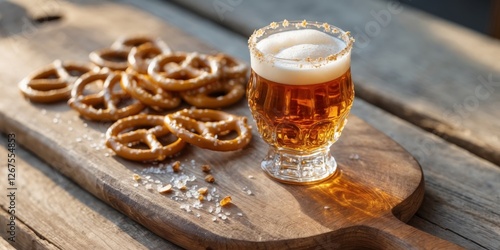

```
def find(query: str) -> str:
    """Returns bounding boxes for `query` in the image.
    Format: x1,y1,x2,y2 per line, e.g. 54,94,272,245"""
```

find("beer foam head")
249,21,354,85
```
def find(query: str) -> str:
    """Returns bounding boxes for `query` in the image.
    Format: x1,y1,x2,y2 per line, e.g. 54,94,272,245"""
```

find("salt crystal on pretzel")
68,70,145,121
214,53,248,79
120,72,181,110
128,42,171,74
89,48,130,71
19,60,97,103
106,114,186,161
111,35,172,53
164,109,252,151
180,77,246,109
148,52,220,91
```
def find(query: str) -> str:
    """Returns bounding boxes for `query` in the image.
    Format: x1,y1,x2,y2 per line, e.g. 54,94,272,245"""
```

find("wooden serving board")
0,1,460,249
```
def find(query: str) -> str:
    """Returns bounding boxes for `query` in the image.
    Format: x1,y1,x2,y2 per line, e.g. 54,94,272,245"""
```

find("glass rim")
248,20,354,65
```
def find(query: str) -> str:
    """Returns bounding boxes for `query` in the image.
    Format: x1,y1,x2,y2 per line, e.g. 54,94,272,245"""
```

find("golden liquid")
247,69,354,152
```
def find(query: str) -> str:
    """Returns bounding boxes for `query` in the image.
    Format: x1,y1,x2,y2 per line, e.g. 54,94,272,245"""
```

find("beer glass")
247,20,354,184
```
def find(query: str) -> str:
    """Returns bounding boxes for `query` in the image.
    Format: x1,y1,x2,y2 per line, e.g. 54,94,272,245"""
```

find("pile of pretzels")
18,35,252,161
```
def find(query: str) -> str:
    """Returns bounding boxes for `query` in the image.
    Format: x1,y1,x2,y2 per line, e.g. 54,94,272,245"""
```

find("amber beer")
247,69,353,151
247,20,354,184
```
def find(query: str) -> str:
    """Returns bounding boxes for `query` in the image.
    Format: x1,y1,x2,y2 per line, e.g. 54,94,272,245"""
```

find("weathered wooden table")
1,0,499,249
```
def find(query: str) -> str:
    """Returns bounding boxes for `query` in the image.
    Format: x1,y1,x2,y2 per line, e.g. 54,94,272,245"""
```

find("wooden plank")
122,0,500,248
492,0,500,38
0,0,461,249
0,135,179,249
0,236,16,250
168,0,500,167
0,0,498,249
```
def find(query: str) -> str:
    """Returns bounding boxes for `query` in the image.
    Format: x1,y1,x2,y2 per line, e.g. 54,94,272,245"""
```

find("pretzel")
111,35,172,53
89,47,130,70
215,53,248,79
19,60,96,103
120,72,181,110
128,43,169,74
180,77,245,108
148,52,220,91
68,70,145,121
164,109,252,151
106,114,186,161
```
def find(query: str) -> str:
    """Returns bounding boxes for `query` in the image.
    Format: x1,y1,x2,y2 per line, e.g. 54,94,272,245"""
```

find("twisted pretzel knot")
111,35,172,53
68,70,145,121
164,109,252,151
89,48,130,71
120,72,181,110
215,53,248,79
19,60,96,103
128,43,168,74
148,52,220,91
106,114,186,161
180,77,245,109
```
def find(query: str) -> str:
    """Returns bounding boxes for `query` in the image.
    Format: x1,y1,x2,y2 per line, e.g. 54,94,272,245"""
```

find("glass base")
261,147,337,184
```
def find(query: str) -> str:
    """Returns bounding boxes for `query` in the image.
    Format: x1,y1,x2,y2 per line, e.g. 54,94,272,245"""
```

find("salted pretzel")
164,109,252,151
106,114,186,161
89,47,130,70
68,70,145,121
111,35,172,53
120,72,181,110
128,42,169,74
215,53,248,79
148,52,220,91
19,60,96,103
180,77,245,108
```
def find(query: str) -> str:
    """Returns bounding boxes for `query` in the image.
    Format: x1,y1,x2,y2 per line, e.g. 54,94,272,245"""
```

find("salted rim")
248,20,355,66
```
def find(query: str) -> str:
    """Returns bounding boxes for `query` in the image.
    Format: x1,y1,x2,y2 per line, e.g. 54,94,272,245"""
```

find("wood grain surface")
170,0,500,167
136,2,500,247
0,134,179,249
0,0,462,249
1,0,499,249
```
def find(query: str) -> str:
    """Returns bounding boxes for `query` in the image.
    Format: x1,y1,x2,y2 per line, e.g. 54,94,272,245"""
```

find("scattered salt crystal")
324,206,331,210
246,190,253,195
212,217,217,222
221,215,227,220
145,184,153,190
237,213,243,217
215,207,222,214
248,175,255,179
133,183,139,187
76,138,82,142
349,154,360,160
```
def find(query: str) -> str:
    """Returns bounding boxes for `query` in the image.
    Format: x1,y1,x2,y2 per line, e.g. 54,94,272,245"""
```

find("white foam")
251,29,351,85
